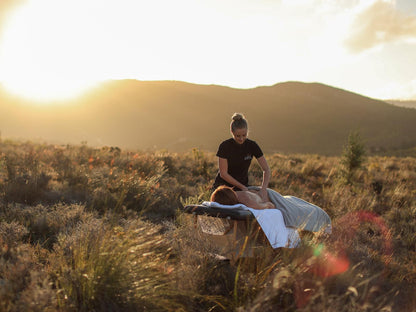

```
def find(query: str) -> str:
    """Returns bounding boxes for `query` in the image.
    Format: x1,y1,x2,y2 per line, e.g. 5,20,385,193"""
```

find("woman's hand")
258,187,268,202
256,156,271,198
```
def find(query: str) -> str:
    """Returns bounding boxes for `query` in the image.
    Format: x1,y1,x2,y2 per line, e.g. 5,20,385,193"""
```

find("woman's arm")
256,156,271,201
218,157,248,191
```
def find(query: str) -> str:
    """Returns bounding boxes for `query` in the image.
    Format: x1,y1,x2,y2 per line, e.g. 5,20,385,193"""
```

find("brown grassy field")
0,139,415,311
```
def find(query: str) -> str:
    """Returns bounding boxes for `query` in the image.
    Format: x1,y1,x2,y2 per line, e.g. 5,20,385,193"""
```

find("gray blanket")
249,187,331,232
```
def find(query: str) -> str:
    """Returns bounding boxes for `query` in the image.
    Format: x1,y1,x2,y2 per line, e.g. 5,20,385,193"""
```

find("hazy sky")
0,0,416,101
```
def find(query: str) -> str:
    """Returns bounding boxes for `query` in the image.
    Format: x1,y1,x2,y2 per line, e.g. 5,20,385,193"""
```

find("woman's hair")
210,185,239,205
230,113,248,132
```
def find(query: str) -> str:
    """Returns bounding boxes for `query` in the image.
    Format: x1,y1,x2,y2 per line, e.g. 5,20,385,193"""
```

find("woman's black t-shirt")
213,138,263,190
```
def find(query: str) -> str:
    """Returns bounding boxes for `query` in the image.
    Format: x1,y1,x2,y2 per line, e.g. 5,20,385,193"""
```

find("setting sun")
0,0,106,101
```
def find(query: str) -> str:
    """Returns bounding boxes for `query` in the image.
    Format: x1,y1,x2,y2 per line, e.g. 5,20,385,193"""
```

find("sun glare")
0,0,329,102
0,73,99,102
1,0,414,101
0,70,99,102
0,0,102,102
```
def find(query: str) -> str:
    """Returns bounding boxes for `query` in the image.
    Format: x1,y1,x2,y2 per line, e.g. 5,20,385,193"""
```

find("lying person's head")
210,185,239,205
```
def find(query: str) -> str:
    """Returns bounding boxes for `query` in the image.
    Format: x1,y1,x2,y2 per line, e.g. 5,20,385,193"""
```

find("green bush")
339,131,366,184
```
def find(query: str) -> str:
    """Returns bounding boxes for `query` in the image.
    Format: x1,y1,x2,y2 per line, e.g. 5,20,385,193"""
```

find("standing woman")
212,113,271,201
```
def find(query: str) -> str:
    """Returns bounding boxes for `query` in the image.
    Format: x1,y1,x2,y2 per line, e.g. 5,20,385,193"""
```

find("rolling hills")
1,80,416,155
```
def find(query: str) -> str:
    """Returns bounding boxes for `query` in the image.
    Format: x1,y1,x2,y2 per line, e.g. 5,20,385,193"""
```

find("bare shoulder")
236,190,275,210
236,190,260,202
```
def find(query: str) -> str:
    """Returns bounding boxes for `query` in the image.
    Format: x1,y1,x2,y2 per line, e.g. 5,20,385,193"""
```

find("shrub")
0,203,90,250
0,238,57,311
339,131,366,184
2,152,52,205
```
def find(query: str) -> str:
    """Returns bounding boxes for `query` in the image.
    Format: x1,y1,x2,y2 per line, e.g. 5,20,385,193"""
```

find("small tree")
340,131,366,184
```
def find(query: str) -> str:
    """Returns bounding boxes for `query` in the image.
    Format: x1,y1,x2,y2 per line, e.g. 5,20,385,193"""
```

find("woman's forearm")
220,172,248,190
261,167,271,189
257,156,270,190
257,156,271,201
218,157,248,190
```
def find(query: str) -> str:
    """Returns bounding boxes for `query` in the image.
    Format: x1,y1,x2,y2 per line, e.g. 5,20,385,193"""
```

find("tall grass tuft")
50,217,180,312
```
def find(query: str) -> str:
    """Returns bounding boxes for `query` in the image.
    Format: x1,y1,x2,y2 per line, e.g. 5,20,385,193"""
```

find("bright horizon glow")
0,0,416,102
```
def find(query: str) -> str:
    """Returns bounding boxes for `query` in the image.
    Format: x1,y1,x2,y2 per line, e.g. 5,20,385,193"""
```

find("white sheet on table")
201,201,300,248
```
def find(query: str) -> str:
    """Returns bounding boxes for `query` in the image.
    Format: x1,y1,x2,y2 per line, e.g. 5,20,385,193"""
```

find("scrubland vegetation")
0,139,415,311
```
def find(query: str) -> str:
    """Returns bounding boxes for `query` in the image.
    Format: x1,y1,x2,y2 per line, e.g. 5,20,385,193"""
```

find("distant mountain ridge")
386,100,416,109
1,80,416,155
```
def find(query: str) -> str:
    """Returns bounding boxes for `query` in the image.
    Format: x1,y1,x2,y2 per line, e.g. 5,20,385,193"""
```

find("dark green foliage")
340,131,366,184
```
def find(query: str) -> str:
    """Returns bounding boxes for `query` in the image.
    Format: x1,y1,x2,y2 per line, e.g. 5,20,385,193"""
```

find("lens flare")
337,211,393,266
294,211,393,308
308,246,350,278
313,243,324,256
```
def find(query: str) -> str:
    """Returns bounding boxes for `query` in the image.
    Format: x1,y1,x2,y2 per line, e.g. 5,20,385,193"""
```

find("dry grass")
0,139,415,311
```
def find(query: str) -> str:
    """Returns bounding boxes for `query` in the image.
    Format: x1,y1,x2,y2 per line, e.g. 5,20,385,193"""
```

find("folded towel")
202,201,300,248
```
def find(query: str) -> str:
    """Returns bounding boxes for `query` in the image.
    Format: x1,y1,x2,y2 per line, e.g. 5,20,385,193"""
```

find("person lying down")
209,185,302,248
210,185,275,210
208,185,332,246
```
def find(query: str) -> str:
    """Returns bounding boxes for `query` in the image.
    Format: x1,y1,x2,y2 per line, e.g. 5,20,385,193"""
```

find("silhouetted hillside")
1,80,416,155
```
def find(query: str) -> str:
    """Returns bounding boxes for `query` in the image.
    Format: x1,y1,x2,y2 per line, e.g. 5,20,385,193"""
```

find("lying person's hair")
210,185,239,205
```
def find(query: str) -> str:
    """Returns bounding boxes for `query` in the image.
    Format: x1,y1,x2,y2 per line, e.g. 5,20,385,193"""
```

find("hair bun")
230,113,248,131
232,113,245,121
